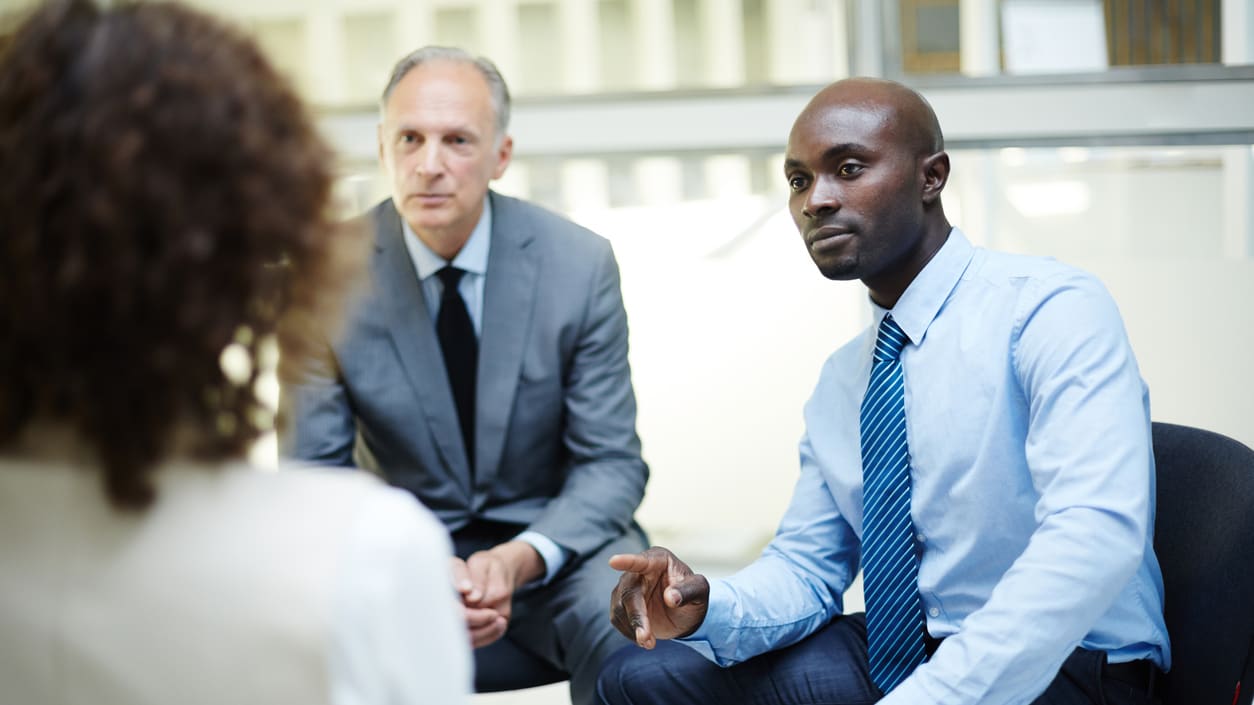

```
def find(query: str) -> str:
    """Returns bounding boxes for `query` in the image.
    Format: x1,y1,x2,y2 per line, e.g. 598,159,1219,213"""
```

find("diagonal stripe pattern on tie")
860,313,926,694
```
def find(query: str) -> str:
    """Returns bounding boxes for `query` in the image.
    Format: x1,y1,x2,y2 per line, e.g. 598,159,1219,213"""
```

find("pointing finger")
608,547,674,575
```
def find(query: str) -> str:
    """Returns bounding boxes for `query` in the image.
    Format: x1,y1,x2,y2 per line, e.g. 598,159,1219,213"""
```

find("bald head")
797,77,944,157
783,76,952,307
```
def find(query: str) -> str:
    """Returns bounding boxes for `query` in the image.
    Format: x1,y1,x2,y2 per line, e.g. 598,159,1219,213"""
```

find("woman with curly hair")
0,1,469,703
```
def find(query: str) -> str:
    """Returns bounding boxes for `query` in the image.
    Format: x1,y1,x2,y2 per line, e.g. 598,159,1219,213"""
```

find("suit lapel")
476,192,538,491
372,203,472,491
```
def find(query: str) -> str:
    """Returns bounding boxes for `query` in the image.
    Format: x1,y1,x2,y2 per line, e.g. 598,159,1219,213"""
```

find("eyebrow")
784,142,870,171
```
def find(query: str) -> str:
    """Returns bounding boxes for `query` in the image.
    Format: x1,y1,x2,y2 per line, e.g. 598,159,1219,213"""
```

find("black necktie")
436,266,477,470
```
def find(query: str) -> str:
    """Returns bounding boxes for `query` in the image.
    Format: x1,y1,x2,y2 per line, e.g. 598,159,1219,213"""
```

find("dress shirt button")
929,607,941,618
916,533,926,542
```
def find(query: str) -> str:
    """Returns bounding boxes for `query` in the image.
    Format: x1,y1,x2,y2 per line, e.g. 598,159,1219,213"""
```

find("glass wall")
897,0,1229,76
162,0,852,108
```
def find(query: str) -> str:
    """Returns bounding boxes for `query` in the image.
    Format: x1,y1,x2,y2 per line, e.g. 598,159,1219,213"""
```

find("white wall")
577,201,867,561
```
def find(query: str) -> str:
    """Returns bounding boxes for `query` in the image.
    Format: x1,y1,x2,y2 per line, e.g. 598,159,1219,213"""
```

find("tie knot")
437,266,465,292
873,314,908,362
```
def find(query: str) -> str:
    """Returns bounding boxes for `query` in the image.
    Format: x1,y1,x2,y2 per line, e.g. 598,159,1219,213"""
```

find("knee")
595,644,662,705
597,641,716,705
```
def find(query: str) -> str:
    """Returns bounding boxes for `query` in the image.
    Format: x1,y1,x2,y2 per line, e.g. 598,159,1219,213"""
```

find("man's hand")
608,546,710,649
450,541,545,648
450,556,507,647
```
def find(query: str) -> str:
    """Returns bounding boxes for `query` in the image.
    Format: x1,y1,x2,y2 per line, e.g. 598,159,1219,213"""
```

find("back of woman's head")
0,0,363,509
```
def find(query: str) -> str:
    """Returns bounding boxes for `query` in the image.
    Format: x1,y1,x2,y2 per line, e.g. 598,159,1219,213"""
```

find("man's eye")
838,163,864,177
788,175,809,191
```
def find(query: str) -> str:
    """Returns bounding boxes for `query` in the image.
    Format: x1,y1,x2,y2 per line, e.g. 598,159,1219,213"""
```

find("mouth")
806,224,854,250
410,193,452,205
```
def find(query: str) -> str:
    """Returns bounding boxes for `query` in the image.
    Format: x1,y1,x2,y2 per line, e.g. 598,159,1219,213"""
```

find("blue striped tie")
860,314,926,693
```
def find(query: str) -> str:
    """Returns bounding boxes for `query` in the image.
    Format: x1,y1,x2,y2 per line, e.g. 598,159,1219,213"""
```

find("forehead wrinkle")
785,142,872,171
384,64,495,128
387,115,481,135
822,142,871,160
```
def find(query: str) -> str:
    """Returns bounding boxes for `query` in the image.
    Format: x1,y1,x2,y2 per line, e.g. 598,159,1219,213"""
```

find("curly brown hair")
0,0,365,510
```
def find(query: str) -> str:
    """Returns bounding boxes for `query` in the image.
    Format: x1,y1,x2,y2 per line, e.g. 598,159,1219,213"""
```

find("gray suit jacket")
286,192,647,559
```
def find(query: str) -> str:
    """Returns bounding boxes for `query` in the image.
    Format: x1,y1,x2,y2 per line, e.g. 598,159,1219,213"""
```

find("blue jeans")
596,613,1159,705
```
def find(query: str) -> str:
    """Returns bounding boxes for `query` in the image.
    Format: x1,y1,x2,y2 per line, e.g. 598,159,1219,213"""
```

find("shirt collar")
869,226,974,347
401,195,492,280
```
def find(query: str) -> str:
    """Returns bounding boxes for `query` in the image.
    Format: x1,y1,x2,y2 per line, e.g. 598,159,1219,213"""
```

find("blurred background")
4,1,1249,700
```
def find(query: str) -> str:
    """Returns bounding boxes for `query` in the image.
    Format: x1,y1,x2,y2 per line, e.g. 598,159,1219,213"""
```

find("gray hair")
380,46,511,139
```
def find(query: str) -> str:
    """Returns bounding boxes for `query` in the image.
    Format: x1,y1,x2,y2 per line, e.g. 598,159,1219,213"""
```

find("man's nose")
415,143,443,176
802,176,840,218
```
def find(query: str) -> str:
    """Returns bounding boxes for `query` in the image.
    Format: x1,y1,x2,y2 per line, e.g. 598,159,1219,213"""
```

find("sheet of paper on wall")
1001,0,1109,75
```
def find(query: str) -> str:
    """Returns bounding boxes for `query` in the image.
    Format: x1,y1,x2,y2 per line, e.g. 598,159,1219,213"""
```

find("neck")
412,224,473,261
865,219,951,309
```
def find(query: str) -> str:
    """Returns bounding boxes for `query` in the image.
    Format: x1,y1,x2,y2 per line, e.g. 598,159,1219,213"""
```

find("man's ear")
492,134,514,180
921,151,950,205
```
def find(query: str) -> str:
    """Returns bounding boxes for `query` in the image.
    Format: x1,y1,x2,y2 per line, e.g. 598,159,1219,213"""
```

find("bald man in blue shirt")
598,77,1169,705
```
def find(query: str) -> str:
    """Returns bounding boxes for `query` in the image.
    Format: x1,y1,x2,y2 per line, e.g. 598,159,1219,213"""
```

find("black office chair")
1152,422,1254,705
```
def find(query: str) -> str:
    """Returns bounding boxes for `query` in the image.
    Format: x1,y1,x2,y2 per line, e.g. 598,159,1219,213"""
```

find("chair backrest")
1152,422,1254,705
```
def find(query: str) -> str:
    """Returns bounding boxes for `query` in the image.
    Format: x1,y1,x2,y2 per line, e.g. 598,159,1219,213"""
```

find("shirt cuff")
675,578,733,666
514,530,567,585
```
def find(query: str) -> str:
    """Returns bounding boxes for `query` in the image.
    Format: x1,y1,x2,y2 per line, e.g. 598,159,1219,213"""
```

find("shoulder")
950,251,1136,390
949,246,1124,342
947,247,1122,342
825,326,874,372
490,191,612,255
807,325,875,405
964,247,1111,303
348,481,449,553
354,198,399,248
260,463,402,504
199,463,394,517
240,465,450,558
363,198,398,228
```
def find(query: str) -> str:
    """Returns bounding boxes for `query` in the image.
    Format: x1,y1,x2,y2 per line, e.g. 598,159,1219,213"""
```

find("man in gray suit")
284,46,649,705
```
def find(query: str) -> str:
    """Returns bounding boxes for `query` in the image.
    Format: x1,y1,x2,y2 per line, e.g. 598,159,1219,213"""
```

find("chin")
405,210,452,231
812,257,859,282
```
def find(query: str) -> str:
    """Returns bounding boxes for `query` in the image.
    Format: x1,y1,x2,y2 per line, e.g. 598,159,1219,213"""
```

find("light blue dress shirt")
681,228,1170,704
401,198,568,584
